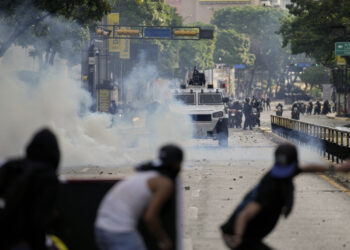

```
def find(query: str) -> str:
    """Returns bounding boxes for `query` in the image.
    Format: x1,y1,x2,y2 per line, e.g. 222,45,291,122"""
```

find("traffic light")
116,29,140,36
173,30,198,36
96,28,111,36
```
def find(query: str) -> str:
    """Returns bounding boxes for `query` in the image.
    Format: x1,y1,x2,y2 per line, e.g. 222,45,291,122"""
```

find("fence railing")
271,115,350,163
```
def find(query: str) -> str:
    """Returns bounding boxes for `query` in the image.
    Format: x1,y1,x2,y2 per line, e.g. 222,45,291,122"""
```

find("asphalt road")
182,108,350,250
60,107,350,250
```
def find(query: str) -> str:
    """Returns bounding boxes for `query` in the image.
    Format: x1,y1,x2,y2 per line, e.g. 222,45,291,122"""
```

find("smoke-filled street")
59,109,350,250
2,1,350,250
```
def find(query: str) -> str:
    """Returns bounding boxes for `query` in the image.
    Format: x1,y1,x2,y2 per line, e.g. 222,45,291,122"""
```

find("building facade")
166,0,261,24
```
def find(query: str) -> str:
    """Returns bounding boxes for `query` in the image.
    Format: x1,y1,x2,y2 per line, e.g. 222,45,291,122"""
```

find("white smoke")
0,46,193,167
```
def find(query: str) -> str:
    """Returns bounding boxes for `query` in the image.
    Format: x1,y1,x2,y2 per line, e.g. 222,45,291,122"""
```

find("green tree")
212,6,288,95
214,29,255,67
279,0,350,66
178,23,216,74
110,0,183,77
300,65,329,91
0,0,111,58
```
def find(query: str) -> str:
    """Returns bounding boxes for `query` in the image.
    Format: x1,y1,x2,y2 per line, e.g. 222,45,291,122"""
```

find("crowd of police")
1,126,350,250
227,97,270,130
281,100,333,120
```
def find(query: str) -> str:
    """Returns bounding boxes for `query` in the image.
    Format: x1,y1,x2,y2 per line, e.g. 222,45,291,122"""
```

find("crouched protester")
0,128,61,250
220,143,350,250
95,145,183,250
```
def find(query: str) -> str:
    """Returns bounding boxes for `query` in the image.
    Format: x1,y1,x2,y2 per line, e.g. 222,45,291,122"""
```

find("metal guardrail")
271,115,350,163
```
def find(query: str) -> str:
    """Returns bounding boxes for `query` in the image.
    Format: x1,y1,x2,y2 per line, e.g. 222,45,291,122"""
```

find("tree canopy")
211,6,290,95
214,29,254,67
279,0,350,66
0,0,111,63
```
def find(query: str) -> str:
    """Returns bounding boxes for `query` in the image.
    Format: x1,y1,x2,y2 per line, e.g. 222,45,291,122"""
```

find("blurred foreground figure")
0,128,60,250
221,143,350,250
95,145,183,250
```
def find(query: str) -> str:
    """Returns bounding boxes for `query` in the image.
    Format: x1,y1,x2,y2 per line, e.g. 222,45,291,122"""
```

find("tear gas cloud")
0,45,193,167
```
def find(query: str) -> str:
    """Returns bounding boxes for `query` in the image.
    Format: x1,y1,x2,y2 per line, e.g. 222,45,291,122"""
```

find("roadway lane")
182,128,350,250
60,107,350,250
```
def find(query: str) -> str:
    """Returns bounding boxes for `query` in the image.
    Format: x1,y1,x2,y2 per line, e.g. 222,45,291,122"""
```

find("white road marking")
188,206,198,220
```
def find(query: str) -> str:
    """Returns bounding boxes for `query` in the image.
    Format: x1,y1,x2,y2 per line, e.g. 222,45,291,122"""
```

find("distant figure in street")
307,101,313,115
109,100,117,115
243,98,252,130
95,145,183,250
314,101,321,115
193,66,199,75
291,103,300,120
0,128,60,250
261,98,266,111
266,98,271,111
220,143,350,250
322,100,330,115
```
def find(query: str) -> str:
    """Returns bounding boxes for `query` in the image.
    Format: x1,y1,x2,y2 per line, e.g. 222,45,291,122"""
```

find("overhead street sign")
335,42,350,56
234,64,245,69
144,28,172,38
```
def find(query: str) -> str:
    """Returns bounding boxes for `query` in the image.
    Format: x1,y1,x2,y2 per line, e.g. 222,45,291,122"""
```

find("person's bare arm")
144,176,174,250
301,160,350,173
224,202,261,249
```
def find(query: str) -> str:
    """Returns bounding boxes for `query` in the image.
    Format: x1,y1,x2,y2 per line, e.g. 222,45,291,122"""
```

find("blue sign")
298,63,304,67
144,28,171,38
305,62,311,67
234,64,246,69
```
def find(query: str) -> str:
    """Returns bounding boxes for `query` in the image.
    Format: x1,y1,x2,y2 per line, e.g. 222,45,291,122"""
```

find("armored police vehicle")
174,69,229,146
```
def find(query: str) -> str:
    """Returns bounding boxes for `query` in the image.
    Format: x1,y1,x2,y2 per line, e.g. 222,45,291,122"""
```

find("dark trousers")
243,115,252,130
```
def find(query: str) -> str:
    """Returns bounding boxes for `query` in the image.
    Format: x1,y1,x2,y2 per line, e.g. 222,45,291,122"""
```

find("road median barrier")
271,115,350,188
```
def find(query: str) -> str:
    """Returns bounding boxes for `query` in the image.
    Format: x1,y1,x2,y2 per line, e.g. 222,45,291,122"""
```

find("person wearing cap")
95,145,183,250
220,143,350,250
0,128,61,250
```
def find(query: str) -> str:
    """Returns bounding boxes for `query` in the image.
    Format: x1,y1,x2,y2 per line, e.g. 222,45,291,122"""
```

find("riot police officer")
243,98,253,130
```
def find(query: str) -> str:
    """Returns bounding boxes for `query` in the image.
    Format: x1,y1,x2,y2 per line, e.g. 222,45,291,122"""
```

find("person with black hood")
0,128,60,250
220,143,350,250
95,144,183,250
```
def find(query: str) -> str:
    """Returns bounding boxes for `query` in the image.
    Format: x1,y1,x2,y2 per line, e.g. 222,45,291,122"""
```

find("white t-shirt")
95,171,159,233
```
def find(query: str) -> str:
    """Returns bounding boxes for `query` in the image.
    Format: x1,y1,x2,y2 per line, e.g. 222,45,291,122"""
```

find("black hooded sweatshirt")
0,129,60,250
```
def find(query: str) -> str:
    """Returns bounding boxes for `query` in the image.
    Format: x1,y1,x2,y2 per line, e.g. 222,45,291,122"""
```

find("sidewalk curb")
326,114,350,121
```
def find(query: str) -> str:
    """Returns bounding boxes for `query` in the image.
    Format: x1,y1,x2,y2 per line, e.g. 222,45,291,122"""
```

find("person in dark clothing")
251,99,261,127
0,128,60,250
266,98,271,110
291,103,300,120
314,101,321,115
322,100,330,115
221,143,350,250
243,98,252,130
307,101,313,115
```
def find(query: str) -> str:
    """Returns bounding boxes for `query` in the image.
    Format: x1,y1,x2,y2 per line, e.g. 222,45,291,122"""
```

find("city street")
61,108,350,250
2,1,350,250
